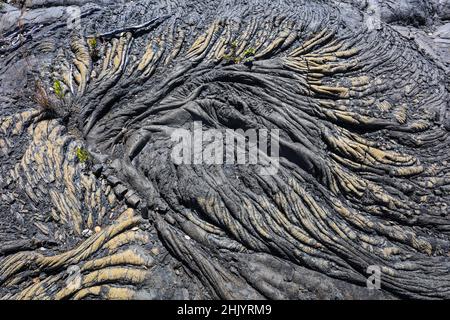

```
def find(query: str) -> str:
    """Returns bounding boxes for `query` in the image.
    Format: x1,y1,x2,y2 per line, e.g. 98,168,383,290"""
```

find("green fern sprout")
223,42,257,64
53,80,64,99
87,37,100,60
88,37,97,49
75,147,90,163
243,47,256,58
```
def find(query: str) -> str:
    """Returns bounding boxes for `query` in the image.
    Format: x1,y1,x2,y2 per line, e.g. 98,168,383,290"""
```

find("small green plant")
222,41,256,65
87,37,100,60
222,53,232,62
75,147,90,163
88,37,97,48
242,47,256,65
242,47,256,58
223,41,240,64
53,80,64,99
223,54,241,64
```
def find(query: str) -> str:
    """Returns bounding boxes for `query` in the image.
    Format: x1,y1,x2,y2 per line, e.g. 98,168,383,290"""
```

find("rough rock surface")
0,0,449,300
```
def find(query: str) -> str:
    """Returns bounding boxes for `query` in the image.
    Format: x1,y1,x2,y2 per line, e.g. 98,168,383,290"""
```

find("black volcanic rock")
0,0,449,300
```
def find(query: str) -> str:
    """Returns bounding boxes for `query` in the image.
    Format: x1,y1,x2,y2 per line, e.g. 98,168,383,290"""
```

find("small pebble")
151,247,160,255
82,229,93,238
94,226,101,233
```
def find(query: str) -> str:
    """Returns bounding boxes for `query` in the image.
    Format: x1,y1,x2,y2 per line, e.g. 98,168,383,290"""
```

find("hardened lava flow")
0,0,449,300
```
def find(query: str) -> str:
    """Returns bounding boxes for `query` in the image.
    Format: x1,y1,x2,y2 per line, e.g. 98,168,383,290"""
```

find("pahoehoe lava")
0,0,450,300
